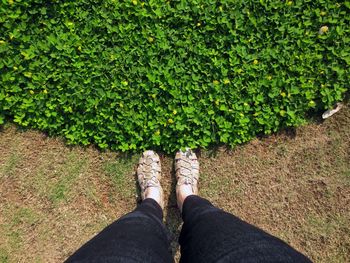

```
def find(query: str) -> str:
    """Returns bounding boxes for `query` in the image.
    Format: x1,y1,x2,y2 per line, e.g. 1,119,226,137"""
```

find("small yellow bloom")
77,46,82,51
24,72,32,78
155,130,160,135
168,118,174,124
308,100,316,107
132,0,137,5
148,37,154,43
321,84,325,88
253,59,258,65
287,1,293,6
119,103,124,108
197,22,201,27
173,110,177,115
43,89,48,94
319,25,329,35
280,110,286,116
267,75,272,80
29,90,34,95
13,66,18,71
320,11,326,16
0,40,5,45
219,6,223,12
213,80,219,85
223,79,230,84
244,102,248,106
280,92,286,97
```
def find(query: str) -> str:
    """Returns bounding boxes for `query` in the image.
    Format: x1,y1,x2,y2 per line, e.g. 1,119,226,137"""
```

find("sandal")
137,150,164,209
175,148,199,196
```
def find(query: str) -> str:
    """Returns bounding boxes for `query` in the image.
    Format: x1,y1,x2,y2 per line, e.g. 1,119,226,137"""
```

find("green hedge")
0,0,349,152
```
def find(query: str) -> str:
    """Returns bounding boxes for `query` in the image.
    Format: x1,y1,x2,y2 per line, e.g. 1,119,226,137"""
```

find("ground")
0,106,349,263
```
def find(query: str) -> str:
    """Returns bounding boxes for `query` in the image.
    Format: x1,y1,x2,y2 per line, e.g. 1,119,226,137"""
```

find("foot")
137,150,164,209
175,148,199,212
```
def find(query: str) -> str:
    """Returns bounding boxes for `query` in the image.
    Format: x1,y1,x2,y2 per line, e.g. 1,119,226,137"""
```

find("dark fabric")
65,198,173,263
179,195,312,263
66,196,312,263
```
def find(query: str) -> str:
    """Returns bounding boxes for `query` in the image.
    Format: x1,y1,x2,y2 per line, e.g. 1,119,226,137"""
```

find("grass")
0,152,21,179
0,105,349,262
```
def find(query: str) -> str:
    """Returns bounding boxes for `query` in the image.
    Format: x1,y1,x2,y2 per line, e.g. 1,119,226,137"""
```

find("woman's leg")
66,198,173,263
174,149,311,263
66,150,173,263
179,195,312,263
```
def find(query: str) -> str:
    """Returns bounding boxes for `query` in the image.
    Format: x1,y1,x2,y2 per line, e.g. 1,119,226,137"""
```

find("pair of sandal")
137,148,199,210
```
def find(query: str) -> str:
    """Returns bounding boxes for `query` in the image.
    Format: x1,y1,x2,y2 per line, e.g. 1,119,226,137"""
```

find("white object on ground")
322,103,343,119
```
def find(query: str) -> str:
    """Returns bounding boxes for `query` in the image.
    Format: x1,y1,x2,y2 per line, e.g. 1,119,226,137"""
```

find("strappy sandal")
175,148,199,208
137,150,164,209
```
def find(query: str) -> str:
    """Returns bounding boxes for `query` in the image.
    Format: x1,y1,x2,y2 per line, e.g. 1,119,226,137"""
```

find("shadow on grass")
164,160,182,258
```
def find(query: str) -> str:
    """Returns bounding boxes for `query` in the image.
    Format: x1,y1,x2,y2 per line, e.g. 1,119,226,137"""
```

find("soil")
0,105,349,263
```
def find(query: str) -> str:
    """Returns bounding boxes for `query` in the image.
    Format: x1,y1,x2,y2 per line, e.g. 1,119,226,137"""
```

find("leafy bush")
0,0,349,153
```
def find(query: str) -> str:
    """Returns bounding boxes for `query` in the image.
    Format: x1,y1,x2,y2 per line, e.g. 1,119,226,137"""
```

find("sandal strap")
175,148,199,192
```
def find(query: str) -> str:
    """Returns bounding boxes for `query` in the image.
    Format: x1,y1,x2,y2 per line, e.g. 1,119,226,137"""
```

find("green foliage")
0,0,349,153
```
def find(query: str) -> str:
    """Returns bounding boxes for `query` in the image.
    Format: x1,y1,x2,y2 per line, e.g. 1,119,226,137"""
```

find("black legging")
66,196,312,263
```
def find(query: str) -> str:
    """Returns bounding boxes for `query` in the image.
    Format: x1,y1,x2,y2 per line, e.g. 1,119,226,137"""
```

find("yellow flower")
308,100,316,107
253,59,258,65
132,0,137,5
77,46,82,51
280,110,286,116
267,75,272,80
280,92,286,97
0,40,5,45
24,72,32,78
168,118,174,124
173,110,177,115
155,130,160,135
319,26,329,35
148,37,154,43
219,6,223,12
13,66,18,71
244,102,248,106
223,79,230,84
320,11,326,16
43,89,48,94
287,1,293,6
29,90,34,95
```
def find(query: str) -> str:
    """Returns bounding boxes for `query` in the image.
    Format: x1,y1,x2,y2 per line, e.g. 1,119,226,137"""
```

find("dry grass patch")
0,105,349,262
